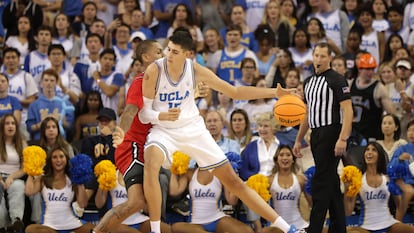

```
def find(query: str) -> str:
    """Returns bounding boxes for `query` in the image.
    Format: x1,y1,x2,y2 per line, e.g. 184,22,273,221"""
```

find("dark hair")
272,144,297,174
48,44,66,56
241,57,256,69
349,23,364,41
356,3,375,18
52,13,73,39
171,3,194,26
99,48,117,60
39,117,70,155
362,142,387,174
225,24,243,37
406,119,414,130
387,6,403,16
0,114,24,162
291,28,311,49
16,15,36,51
81,90,103,114
135,39,158,64
3,47,21,58
228,109,252,148
314,42,333,56
0,73,8,83
86,33,104,45
378,114,401,140
383,34,404,63
254,24,276,47
307,17,326,39
114,23,131,34
42,146,70,189
168,31,193,51
36,25,53,36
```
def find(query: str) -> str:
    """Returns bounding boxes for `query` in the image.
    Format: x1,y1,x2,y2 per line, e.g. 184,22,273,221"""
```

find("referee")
293,42,353,233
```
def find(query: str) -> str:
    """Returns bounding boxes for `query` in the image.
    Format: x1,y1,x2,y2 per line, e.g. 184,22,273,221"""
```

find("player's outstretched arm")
194,63,291,100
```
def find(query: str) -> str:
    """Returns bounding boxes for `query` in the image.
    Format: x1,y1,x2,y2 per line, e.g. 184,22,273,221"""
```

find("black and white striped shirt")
304,69,351,129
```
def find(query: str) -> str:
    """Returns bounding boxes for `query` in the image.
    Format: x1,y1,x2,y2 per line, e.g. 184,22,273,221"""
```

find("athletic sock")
272,216,290,232
150,220,161,233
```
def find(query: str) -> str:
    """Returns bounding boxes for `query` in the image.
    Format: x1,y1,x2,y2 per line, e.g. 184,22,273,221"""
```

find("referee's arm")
338,99,353,143
293,113,309,158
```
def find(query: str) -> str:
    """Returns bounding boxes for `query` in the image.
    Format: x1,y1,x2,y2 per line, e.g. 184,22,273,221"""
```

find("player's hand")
112,126,125,148
195,82,209,98
293,141,303,158
334,139,347,157
159,108,181,121
275,83,298,99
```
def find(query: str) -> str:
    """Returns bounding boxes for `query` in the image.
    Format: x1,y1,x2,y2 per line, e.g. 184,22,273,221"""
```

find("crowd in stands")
1,0,414,232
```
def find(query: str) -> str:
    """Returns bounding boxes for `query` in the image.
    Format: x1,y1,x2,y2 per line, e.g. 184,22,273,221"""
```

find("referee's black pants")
308,124,346,233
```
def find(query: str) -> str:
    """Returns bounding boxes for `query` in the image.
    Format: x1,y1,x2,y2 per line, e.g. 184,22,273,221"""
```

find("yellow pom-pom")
246,174,271,201
23,146,47,176
94,160,117,191
341,165,363,197
171,151,190,175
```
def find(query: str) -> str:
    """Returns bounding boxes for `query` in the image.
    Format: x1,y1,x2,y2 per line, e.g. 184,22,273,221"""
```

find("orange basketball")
273,95,306,127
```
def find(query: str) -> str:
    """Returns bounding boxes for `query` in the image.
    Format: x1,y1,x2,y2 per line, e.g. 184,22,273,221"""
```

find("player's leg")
211,164,291,232
143,145,165,233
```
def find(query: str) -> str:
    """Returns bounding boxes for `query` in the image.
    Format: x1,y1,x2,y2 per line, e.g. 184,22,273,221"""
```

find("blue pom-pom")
387,161,410,180
70,154,93,185
387,181,402,195
225,152,242,172
304,166,315,195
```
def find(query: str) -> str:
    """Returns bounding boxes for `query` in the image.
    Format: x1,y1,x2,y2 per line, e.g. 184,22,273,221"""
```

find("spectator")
4,15,36,65
342,24,364,80
152,0,193,43
234,58,257,108
2,0,43,37
118,0,140,26
205,110,240,154
341,0,362,27
265,49,295,88
240,111,281,232
76,19,107,61
201,28,224,65
378,61,396,85
289,28,313,81
280,0,298,28
309,0,349,52
73,33,104,95
306,17,341,55
74,91,103,141
3,47,38,139
72,2,98,37
385,6,409,44
106,23,134,74
23,25,53,80
32,116,75,158
228,108,253,152
167,4,204,52
220,5,257,53
377,114,407,160
169,165,253,233
0,114,26,233
25,146,95,233
267,145,309,230
382,34,404,64
47,44,82,106
350,53,395,140
26,69,75,140
52,13,82,66
357,4,386,66
196,0,232,32
118,59,143,115
346,142,414,232
90,49,124,110
236,0,267,32
129,8,154,39
260,0,293,50
372,0,389,32
207,24,258,85
0,73,22,123
331,56,347,77
254,24,277,78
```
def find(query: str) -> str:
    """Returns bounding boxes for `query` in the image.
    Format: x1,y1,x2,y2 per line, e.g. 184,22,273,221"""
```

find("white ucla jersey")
359,174,398,230
360,31,380,67
53,35,74,54
109,174,149,225
189,169,226,224
270,173,309,229
153,58,199,129
40,176,83,230
5,36,29,65
288,47,313,81
244,0,268,32
113,45,134,74
27,51,51,79
372,19,389,32
79,38,90,61
314,10,342,50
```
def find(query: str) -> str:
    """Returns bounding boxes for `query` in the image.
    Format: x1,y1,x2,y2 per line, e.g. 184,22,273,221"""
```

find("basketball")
273,95,306,127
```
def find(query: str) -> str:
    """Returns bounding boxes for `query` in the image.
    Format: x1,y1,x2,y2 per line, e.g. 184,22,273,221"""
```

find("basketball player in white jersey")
139,31,305,233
